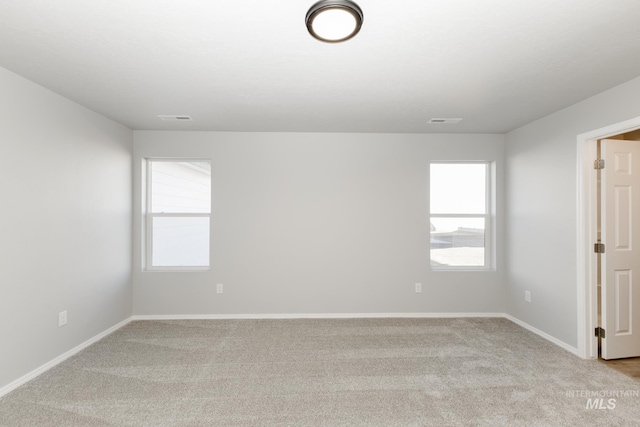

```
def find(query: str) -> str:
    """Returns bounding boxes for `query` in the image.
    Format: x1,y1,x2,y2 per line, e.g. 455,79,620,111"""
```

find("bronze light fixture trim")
306,0,364,43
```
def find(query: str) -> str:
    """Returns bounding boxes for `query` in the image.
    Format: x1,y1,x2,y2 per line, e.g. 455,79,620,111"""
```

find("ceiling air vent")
157,115,193,121
428,118,463,124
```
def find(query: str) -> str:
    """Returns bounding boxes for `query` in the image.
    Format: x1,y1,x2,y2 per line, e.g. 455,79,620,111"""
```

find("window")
430,162,491,269
146,160,211,270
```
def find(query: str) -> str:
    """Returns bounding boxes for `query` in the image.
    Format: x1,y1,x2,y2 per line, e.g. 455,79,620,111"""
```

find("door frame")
576,116,640,359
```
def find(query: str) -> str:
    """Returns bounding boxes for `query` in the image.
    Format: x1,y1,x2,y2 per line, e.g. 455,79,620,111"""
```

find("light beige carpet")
1,318,639,426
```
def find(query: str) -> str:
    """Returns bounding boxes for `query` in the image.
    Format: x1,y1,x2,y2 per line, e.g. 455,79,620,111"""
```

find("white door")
601,138,640,359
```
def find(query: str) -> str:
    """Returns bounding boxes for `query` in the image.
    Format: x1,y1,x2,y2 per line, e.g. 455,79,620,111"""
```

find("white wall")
133,131,505,316
505,76,640,347
0,67,133,390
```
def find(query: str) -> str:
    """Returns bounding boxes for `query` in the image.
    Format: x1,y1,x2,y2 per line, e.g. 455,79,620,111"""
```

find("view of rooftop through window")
430,163,489,268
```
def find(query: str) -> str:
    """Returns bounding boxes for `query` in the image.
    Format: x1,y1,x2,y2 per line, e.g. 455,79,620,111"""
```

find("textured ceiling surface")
1,0,640,133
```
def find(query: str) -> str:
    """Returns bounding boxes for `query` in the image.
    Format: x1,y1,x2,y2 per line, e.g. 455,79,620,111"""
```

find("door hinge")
594,159,605,169
595,327,606,339
594,243,605,254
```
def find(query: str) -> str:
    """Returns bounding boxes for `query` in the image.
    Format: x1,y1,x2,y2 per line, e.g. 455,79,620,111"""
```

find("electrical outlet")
58,311,67,327
415,283,422,293
217,283,223,294
525,290,531,303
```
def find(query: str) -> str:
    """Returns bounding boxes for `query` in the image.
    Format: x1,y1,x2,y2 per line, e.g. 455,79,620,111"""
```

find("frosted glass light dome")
306,0,363,43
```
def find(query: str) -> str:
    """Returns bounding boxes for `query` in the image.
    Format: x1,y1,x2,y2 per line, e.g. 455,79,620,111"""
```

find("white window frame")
145,159,212,272
429,161,492,271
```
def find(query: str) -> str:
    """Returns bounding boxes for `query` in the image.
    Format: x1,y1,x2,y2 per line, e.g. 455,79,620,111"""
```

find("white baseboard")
0,316,133,399
503,314,578,356
132,312,505,321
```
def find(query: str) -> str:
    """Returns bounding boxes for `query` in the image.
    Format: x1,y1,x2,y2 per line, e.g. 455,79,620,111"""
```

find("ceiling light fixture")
306,0,363,43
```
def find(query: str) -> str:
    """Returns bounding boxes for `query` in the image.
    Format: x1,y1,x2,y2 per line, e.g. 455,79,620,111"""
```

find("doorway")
577,117,640,360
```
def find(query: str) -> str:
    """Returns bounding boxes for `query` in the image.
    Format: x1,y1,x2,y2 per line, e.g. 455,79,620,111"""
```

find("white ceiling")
2,0,640,133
